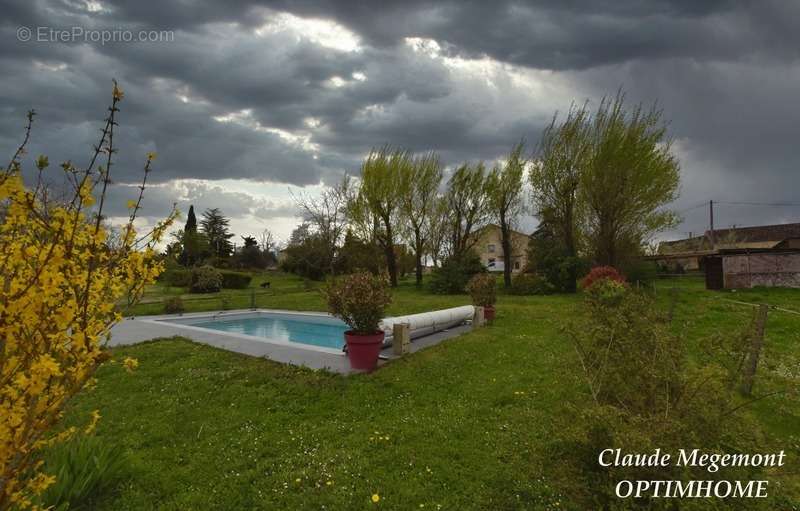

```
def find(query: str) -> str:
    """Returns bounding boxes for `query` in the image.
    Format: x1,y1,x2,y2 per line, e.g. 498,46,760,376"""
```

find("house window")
488,244,496,253
514,261,520,270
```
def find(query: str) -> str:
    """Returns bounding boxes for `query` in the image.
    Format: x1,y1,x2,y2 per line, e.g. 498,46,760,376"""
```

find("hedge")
159,269,192,287
219,271,252,289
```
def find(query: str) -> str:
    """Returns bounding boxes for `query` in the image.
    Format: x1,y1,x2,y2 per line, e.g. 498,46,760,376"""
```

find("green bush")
33,435,127,511
159,269,192,287
219,271,252,289
190,265,222,293
622,259,659,285
509,274,555,295
163,296,185,314
325,272,392,334
555,286,764,508
429,251,485,294
466,273,496,307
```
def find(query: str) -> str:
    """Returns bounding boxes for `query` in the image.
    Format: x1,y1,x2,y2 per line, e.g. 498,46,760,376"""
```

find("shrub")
466,273,497,307
429,251,485,294
622,259,659,285
219,271,252,289
190,265,222,293
163,296,185,314
526,223,589,293
0,85,175,506
159,269,192,287
33,435,127,511
578,265,625,290
325,272,392,334
509,273,555,295
558,284,763,508
583,278,628,308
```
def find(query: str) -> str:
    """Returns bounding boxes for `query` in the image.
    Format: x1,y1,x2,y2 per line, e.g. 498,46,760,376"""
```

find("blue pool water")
193,314,349,350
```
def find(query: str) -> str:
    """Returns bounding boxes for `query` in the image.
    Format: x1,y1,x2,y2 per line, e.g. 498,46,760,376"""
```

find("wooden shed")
703,249,800,290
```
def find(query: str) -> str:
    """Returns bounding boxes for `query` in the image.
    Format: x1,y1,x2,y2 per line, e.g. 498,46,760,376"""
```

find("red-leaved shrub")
579,266,626,290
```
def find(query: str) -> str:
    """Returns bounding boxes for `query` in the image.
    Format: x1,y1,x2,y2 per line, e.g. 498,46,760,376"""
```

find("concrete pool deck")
108,309,473,374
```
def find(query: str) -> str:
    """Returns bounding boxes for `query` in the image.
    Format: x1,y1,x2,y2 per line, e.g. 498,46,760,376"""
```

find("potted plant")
466,273,497,321
325,272,392,372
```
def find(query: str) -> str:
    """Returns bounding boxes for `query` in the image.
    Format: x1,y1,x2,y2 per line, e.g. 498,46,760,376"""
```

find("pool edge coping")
137,309,346,356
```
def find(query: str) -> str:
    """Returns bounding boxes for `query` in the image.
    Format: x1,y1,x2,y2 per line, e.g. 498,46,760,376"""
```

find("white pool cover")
380,305,475,343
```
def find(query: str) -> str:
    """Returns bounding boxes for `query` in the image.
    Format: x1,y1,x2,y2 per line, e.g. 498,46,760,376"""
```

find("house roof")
660,222,800,250
471,223,530,239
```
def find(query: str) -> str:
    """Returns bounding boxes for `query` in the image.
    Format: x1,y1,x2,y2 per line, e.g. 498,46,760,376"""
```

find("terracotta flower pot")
483,305,496,322
344,330,385,372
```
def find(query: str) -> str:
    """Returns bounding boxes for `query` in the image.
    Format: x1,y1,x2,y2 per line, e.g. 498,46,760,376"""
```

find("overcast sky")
2,0,799,244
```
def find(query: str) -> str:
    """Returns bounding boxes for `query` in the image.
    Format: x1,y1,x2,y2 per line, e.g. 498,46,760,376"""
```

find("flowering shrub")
583,278,628,307
466,273,497,307
0,84,175,508
579,265,626,290
325,272,391,334
190,265,222,293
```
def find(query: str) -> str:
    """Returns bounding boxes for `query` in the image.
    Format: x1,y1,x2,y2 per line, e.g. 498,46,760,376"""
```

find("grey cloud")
2,0,800,240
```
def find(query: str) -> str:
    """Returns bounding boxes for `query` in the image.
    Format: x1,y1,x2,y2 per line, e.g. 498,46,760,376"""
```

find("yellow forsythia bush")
0,83,175,509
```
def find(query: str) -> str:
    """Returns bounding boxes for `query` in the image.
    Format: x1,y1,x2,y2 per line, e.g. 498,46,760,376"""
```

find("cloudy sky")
2,0,800,244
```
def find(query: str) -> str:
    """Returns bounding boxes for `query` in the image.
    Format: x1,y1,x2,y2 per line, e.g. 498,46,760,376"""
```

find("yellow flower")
146,151,157,161
126,199,137,209
371,494,380,503
112,83,124,101
122,357,139,373
84,409,101,434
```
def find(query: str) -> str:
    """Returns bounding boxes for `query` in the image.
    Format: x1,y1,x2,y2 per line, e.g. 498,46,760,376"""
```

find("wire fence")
122,284,321,315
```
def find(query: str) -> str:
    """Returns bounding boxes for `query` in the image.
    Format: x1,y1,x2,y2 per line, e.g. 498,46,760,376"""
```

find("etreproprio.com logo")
17,26,174,44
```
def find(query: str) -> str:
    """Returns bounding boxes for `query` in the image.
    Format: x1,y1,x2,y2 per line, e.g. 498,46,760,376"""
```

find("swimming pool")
196,314,348,349
154,311,350,351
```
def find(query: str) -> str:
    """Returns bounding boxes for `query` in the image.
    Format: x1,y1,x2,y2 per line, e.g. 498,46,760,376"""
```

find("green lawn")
62,273,799,509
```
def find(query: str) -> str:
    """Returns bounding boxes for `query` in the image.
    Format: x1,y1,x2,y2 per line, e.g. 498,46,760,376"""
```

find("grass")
63,273,799,509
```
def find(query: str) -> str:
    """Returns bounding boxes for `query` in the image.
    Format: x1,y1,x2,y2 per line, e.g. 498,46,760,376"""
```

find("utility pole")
709,200,715,249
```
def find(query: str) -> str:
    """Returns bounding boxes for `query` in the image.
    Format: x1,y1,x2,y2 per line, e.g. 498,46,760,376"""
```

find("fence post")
392,323,410,356
667,287,678,322
473,306,485,327
741,303,768,396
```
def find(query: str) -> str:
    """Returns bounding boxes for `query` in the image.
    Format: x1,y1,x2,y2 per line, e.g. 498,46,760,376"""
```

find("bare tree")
259,228,276,253
292,176,351,274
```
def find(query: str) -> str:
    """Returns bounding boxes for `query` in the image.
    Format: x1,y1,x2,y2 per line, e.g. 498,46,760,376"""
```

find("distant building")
656,222,800,272
469,224,530,273
703,249,800,290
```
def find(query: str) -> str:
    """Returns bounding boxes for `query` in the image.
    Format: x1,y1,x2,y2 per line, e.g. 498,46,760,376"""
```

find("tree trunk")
500,221,512,289
414,229,424,287
563,203,577,293
383,218,398,287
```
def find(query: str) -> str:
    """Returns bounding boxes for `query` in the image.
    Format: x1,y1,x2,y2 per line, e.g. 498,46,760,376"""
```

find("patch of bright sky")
213,108,320,154
33,61,68,72
194,178,323,244
254,11,362,52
